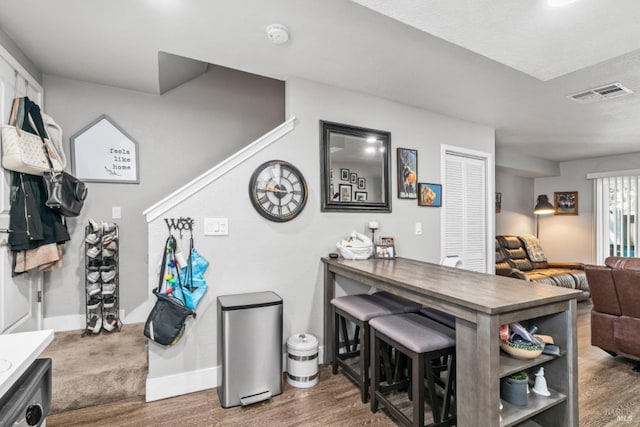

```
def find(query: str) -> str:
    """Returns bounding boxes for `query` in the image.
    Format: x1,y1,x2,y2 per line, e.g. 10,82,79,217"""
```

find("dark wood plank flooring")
48,302,640,426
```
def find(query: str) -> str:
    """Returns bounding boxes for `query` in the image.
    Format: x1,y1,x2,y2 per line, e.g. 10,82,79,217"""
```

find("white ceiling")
353,0,640,82
0,0,639,162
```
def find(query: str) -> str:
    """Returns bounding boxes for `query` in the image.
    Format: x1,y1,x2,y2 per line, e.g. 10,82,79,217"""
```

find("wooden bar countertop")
322,257,580,315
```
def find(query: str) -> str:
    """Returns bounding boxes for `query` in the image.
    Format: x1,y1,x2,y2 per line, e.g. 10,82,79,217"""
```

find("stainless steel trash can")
217,291,283,408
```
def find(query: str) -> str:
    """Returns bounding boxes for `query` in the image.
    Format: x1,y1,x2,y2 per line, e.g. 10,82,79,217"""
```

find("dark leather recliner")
495,235,590,300
585,257,640,362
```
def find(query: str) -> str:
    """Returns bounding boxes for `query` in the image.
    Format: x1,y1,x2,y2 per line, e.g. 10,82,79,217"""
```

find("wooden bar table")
322,257,579,427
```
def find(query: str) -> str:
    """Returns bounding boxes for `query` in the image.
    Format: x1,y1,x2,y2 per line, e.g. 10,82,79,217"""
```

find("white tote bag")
1,98,63,175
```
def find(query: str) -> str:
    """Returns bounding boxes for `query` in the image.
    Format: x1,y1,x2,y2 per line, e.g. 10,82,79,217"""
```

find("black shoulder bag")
144,236,196,346
26,101,87,217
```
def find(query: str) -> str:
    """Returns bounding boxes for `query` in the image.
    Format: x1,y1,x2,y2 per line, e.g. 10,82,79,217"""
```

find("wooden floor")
48,302,640,427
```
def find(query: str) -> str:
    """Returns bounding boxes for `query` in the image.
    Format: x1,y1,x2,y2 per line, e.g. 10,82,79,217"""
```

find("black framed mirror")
320,120,391,213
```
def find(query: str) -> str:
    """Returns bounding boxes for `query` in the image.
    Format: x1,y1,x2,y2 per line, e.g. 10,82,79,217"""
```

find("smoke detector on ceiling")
567,82,633,104
266,24,289,45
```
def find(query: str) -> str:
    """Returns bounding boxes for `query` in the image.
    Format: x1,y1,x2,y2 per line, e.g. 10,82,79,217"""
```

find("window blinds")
593,175,639,264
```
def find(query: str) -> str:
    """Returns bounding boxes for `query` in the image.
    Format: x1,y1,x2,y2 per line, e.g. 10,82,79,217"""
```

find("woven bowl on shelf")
500,339,545,360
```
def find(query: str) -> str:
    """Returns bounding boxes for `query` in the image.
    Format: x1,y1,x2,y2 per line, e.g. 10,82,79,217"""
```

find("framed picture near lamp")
554,191,578,215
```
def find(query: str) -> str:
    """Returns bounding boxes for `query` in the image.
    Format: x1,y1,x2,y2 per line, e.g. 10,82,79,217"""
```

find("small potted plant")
500,370,529,406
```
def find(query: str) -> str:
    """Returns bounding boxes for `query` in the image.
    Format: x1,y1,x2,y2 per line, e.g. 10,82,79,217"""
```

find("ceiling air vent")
567,82,633,104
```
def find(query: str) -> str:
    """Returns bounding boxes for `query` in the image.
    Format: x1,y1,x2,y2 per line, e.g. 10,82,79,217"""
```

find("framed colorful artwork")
418,183,442,207
397,148,417,199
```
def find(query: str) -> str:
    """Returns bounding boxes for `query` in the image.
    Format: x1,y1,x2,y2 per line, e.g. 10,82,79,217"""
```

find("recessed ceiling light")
366,136,377,143
547,0,579,7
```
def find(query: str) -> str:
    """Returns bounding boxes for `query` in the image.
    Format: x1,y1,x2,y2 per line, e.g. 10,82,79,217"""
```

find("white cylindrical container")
286,333,319,388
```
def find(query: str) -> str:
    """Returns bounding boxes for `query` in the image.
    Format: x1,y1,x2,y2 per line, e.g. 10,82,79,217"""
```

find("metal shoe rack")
82,222,121,336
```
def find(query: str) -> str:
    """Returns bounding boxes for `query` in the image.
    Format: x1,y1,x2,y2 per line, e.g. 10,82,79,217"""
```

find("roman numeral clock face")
249,160,308,222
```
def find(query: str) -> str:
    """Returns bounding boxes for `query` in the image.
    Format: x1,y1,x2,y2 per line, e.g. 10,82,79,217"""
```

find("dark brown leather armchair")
585,257,640,362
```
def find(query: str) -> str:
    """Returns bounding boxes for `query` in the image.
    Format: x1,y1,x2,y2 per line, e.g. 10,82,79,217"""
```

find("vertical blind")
593,175,639,264
444,153,486,272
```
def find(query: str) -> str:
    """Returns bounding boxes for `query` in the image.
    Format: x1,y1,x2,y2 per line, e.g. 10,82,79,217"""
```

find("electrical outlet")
415,222,422,235
112,206,121,219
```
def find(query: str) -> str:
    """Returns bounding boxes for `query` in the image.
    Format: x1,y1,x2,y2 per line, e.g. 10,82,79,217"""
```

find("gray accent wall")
42,67,285,321
495,167,535,236
146,77,495,394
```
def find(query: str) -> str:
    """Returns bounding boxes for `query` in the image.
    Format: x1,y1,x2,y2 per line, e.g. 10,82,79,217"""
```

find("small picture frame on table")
375,236,396,259
375,243,395,259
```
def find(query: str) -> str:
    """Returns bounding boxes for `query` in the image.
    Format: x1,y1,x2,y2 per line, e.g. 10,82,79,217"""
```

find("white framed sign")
70,115,139,183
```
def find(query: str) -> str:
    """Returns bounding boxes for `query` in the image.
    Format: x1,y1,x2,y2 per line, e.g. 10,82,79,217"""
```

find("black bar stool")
370,313,456,427
331,292,420,403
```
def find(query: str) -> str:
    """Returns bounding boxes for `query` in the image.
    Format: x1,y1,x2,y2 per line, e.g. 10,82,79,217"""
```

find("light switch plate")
415,222,422,235
204,217,228,236
112,206,121,219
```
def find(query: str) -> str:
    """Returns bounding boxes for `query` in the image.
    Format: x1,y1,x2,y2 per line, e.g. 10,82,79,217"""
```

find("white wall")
535,151,640,264
496,148,559,178
146,77,495,398
41,67,284,326
495,167,535,236
0,28,42,85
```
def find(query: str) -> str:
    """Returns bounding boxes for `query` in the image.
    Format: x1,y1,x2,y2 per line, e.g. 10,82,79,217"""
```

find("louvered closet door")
444,152,487,273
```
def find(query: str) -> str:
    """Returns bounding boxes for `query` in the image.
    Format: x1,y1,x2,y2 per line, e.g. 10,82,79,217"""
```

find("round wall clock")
249,160,308,222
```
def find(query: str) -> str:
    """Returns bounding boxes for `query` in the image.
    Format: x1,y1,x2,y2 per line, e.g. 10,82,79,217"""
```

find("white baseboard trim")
43,314,85,332
44,308,135,332
146,365,220,402
145,346,325,402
